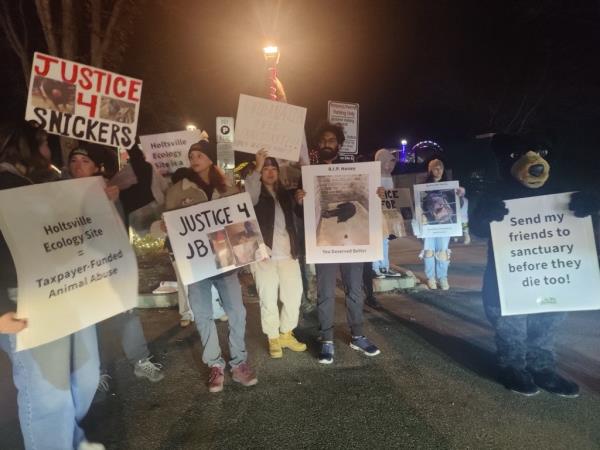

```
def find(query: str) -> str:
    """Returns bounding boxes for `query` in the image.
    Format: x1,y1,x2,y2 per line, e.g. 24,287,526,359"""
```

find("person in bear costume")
471,133,600,397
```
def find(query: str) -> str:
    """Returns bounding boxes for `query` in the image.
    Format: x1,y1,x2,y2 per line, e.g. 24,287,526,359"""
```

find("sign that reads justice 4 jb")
233,94,307,162
163,193,269,285
25,52,142,148
490,193,600,316
139,129,202,176
0,178,138,351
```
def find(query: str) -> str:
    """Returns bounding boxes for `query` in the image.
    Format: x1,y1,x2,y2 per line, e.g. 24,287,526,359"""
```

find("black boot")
530,369,580,398
498,367,539,396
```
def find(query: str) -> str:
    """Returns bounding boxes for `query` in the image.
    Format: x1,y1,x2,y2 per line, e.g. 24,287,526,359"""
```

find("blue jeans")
98,310,150,367
0,326,100,450
188,272,247,368
422,236,451,280
372,237,389,272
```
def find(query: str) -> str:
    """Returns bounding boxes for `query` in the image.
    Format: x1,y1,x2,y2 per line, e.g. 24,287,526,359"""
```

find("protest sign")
413,181,462,238
139,129,202,176
163,192,269,285
25,52,142,148
0,178,138,351
328,101,359,155
233,94,306,161
382,188,413,237
302,162,382,263
490,193,600,316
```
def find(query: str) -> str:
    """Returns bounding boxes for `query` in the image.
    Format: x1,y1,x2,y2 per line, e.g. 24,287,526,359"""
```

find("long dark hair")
188,160,228,194
0,122,50,178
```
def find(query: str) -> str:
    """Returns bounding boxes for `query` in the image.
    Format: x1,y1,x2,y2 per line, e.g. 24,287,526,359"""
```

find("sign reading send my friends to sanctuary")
490,192,600,316
163,192,269,285
0,178,138,351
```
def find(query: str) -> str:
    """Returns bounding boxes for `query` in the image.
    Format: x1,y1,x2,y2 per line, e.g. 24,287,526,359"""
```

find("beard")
318,146,338,162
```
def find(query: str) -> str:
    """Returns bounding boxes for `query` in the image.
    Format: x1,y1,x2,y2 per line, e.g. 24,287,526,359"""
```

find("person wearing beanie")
165,140,258,393
245,149,307,358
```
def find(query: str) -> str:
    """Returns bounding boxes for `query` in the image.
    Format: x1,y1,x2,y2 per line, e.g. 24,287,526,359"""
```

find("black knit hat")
188,139,216,163
68,146,104,168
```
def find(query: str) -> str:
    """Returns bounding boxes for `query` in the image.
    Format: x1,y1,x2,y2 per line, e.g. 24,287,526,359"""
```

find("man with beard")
295,123,382,364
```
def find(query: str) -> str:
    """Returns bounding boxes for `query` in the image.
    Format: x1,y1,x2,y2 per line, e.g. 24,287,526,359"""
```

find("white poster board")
382,188,413,237
139,129,202,176
163,192,269,285
328,101,359,155
413,181,462,238
233,94,306,161
0,178,138,351
490,193,600,316
25,52,142,148
302,162,382,263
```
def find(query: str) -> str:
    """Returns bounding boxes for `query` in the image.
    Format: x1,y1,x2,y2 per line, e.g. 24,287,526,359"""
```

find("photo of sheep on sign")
413,180,462,238
302,162,382,264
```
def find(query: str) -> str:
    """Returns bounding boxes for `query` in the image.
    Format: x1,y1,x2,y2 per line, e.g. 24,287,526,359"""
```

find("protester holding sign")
0,121,104,450
245,149,307,358
418,158,465,290
66,146,164,388
165,140,257,392
295,122,383,364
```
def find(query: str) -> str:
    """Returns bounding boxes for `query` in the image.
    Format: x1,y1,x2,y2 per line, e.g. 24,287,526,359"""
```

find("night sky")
2,0,600,176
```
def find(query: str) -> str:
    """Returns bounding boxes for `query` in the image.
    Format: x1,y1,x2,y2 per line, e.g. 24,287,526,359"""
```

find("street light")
186,124,197,131
400,139,408,163
263,44,280,101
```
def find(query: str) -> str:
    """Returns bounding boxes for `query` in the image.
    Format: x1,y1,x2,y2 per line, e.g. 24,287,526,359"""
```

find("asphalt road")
1,237,599,449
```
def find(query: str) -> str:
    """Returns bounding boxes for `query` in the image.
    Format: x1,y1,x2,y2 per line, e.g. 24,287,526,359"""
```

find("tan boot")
279,331,307,352
427,278,437,290
268,338,283,358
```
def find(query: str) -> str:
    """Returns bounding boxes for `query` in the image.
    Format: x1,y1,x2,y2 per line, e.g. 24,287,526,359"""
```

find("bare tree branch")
0,0,31,85
88,0,102,66
99,0,126,67
35,0,59,55
61,0,76,59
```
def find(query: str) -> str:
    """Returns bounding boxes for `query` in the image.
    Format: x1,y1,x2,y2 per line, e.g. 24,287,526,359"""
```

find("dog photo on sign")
314,174,370,246
419,189,457,225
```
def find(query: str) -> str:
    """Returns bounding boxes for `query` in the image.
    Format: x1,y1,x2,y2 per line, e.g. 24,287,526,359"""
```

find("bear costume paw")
569,191,600,218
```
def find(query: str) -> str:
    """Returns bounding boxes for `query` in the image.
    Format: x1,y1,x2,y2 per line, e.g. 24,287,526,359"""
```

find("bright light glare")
186,124,197,131
263,46,279,55
401,139,408,145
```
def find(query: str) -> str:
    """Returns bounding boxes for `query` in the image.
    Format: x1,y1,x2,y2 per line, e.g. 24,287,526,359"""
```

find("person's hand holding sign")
255,148,268,173
294,189,306,205
0,312,27,334
376,186,385,200
104,185,119,202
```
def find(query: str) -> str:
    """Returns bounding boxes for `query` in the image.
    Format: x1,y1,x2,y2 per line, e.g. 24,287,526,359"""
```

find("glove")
485,196,509,223
569,191,600,218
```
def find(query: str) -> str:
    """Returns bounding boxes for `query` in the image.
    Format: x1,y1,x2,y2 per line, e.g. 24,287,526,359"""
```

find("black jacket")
253,182,299,260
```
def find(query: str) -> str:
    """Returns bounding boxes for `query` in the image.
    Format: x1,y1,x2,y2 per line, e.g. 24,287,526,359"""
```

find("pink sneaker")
208,366,224,393
231,362,258,387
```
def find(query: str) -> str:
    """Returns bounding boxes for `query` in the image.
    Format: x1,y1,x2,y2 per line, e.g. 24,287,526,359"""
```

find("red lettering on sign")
127,80,142,102
113,76,127,98
34,54,59,77
76,92,98,117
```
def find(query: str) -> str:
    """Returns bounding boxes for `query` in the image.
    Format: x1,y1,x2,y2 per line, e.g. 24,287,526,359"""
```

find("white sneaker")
218,314,229,322
134,357,165,383
463,233,471,245
383,268,402,277
78,441,105,450
97,373,111,393
427,278,437,289
439,278,450,290
373,269,386,279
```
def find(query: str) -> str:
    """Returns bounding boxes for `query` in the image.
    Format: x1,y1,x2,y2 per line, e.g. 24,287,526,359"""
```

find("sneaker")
383,268,402,277
218,314,229,322
180,319,191,328
499,367,539,396
134,357,165,383
439,278,450,290
531,369,580,398
78,441,105,450
372,270,386,279
350,336,381,356
365,296,382,310
463,232,471,245
231,362,258,386
269,337,283,358
427,278,437,289
208,366,225,393
318,341,334,364
279,331,307,352
97,373,111,393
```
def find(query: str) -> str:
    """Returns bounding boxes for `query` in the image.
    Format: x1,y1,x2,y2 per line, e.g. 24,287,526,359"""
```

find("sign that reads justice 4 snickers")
25,52,142,148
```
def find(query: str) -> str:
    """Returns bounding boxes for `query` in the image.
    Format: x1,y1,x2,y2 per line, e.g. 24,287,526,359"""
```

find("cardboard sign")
139,129,202,176
382,188,413,237
413,181,462,238
163,193,269,284
327,101,359,155
25,52,142,148
233,94,306,161
302,162,382,263
0,178,138,350
216,116,235,143
490,193,600,316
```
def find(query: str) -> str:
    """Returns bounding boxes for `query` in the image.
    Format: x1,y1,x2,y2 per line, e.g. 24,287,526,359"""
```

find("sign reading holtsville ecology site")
0,178,138,351
490,193,600,316
163,192,269,285
25,52,142,148
139,129,202,175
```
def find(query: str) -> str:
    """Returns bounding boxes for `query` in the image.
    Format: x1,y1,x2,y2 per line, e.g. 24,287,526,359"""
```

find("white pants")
251,258,303,338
